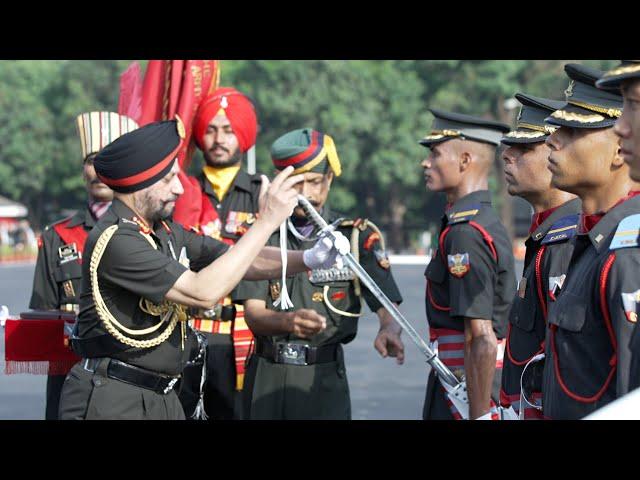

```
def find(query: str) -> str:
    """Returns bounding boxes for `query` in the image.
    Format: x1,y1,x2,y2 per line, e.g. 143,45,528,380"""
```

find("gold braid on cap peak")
504,130,546,139
504,122,558,138
551,109,607,123
422,129,462,141
568,100,621,118
603,63,640,77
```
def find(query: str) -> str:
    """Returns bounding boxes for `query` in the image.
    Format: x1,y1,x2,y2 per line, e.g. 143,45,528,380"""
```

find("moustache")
211,145,229,153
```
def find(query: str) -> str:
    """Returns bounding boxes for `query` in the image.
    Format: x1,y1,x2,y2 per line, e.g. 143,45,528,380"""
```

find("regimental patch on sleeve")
447,252,470,278
610,214,640,250
541,214,580,245
374,249,391,269
621,289,640,323
363,232,381,251
548,274,566,301
447,205,480,225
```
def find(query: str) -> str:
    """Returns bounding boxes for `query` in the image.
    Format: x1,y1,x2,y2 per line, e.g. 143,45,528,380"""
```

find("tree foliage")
0,60,618,249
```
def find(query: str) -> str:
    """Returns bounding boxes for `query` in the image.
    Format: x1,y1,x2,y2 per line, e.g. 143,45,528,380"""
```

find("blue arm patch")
540,214,580,245
610,214,640,250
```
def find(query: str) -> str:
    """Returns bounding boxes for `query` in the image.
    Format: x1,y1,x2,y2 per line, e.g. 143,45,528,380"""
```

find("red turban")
193,87,257,153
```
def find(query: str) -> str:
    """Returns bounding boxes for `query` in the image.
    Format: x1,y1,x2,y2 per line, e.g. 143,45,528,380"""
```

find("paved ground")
0,261,522,420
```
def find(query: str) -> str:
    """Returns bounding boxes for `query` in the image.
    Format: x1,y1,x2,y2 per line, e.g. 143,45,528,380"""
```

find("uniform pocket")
549,292,587,332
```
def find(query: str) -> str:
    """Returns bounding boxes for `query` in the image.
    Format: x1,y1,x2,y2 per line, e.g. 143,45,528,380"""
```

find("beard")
136,190,178,223
204,147,244,168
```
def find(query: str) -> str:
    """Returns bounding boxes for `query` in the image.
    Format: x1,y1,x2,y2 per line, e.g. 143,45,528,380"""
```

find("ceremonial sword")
296,195,509,419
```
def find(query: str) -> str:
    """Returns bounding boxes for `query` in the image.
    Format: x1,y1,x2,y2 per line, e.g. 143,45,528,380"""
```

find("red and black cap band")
94,119,183,193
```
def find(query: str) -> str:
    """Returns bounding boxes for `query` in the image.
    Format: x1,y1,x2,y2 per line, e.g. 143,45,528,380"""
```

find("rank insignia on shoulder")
270,282,281,301
375,249,391,269
610,214,640,250
541,214,579,245
447,252,470,278
447,206,480,225
58,243,81,264
548,274,566,301
621,289,640,323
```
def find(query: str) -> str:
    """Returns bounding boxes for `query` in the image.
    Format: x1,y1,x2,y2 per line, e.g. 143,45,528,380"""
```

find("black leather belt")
255,339,339,366
81,358,181,395
189,304,236,322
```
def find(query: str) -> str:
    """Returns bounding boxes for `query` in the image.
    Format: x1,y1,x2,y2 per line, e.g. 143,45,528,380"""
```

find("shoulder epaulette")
339,217,370,231
610,213,640,250
541,213,580,245
447,205,480,225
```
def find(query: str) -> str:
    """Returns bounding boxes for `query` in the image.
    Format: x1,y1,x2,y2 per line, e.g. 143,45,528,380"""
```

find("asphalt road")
0,261,523,420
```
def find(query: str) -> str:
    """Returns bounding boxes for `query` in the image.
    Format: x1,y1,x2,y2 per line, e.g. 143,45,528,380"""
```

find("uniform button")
93,378,104,387
217,204,221,209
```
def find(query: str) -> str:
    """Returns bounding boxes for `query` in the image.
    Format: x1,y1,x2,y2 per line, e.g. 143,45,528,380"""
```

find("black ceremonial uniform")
233,207,403,420
423,190,516,419
178,169,262,420
29,207,95,420
542,194,640,419
58,199,229,420
500,199,581,418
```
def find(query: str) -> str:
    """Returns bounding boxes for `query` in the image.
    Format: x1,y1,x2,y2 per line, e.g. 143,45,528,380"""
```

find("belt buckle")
162,377,179,394
201,304,222,320
276,343,309,366
82,358,98,373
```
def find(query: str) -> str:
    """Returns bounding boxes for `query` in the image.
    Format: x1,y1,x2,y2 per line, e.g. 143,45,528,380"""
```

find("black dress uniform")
419,109,515,420
59,199,229,420
500,199,580,418
498,92,581,419
541,194,640,419
233,207,403,420
423,191,516,419
178,168,262,420
597,60,640,393
29,207,95,420
541,64,639,418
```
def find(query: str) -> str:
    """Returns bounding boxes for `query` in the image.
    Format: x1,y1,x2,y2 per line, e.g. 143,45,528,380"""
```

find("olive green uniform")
58,199,229,420
29,207,95,420
233,207,402,420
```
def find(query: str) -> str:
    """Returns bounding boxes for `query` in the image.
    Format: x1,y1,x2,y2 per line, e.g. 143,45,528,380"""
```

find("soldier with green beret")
233,128,404,420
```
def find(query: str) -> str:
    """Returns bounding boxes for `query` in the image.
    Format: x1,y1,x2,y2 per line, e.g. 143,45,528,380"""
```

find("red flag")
118,62,143,123
133,60,221,229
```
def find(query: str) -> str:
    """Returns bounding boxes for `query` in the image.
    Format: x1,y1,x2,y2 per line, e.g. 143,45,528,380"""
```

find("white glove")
303,231,350,270
474,411,493,420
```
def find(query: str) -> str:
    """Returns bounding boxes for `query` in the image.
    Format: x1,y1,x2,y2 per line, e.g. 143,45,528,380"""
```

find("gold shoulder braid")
90,225,188,349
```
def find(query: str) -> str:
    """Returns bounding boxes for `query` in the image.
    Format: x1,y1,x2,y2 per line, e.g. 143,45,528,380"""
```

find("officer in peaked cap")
542,63,640,419
500,93,580,419
420,109,516,420
598,61,640,393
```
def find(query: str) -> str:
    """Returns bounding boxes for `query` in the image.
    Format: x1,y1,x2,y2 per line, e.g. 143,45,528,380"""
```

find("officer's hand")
258,167,304,229
374,326,405,365
286,309,327,339
303,231,350,270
